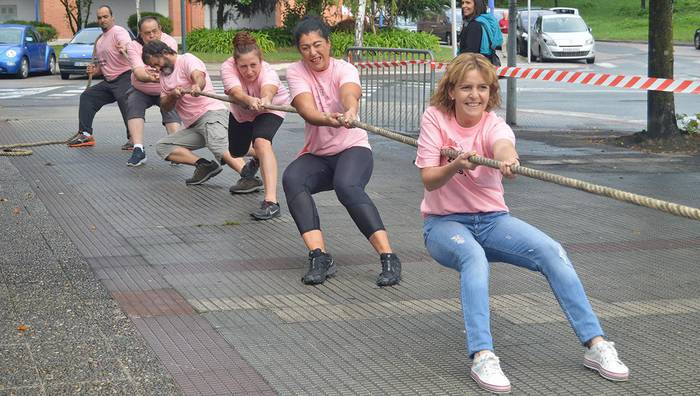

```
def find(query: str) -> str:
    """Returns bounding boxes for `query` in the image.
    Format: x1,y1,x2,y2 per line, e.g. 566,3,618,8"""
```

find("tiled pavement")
1,110,699,395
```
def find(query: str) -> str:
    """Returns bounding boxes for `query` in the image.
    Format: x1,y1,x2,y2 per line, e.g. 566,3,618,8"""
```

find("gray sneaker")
240,157,259,179
185,160,222,185
229,176,263,194
251,201,281,220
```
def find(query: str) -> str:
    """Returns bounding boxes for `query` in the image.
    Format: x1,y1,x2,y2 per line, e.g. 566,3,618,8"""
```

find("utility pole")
180,0,187,52
354,0,367,47
506,0,517,125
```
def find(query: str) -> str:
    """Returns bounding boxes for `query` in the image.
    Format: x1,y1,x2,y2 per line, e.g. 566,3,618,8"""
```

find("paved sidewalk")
1,109,699,395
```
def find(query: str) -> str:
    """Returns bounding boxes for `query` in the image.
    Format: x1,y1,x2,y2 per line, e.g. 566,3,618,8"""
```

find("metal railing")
345,47,436,135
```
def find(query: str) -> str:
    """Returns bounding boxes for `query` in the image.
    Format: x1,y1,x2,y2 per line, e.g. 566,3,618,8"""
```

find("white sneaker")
470,351,512,394
584,340,629,381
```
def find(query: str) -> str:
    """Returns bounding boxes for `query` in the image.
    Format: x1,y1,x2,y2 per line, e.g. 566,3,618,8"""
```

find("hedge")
127,12,173,35
5,20,58,42
330,29,440,58
186,29,276,54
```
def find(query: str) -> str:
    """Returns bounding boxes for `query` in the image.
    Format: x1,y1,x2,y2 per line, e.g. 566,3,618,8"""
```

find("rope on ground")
198,91,700,222
0,134,79,157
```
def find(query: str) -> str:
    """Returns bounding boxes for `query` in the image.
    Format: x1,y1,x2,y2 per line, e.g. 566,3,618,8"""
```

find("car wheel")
17,57,29,79
48,55,57,75
60,73,70,80
695,34,700,50
586,57,595,64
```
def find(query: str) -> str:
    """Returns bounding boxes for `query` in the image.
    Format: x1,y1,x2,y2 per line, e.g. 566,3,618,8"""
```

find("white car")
531,14,595,64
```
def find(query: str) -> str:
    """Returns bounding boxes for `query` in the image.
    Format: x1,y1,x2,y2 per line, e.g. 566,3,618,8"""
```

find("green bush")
127,12,173,35
330,29,440,58
5,20,58,42
253,28,293,47
186,29,276,54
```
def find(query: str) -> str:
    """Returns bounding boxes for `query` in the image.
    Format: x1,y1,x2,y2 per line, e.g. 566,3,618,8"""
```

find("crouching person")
142,40,231,185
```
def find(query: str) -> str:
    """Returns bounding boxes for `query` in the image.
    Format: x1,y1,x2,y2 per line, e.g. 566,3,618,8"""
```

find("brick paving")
1,105,699,395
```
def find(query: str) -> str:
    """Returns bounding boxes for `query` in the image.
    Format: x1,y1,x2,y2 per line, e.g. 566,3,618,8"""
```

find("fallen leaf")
0,197,7,202
88,224,96,231
17,324,29,332
11,207,21,215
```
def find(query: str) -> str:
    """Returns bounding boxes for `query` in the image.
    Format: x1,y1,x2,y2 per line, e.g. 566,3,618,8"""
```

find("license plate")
562,47,581,52
75,61,89,66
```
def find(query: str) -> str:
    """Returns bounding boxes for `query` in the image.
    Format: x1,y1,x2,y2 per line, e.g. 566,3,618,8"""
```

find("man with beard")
68,5,133,148
120,17,181,166
142,40,236,185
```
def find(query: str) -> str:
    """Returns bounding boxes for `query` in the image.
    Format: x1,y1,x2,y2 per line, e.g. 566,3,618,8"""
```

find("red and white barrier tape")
349,59,700,95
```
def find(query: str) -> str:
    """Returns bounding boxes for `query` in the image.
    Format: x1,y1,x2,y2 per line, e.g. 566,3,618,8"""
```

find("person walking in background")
416,53,629,393
458,0,503,65
283,17,402,287
498,10,509,59
221,31,290,220
68,5,132,148
120,16,181,167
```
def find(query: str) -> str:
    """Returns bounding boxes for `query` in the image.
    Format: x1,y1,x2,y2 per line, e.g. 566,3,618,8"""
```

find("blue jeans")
423,211,604,357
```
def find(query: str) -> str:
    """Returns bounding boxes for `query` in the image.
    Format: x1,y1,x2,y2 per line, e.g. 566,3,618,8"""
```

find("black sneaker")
229,176,263,194
376,253,401,286
185,160,222,185
240,157,259,179
251,201,281,220
126,147,146,167
302,249,336,285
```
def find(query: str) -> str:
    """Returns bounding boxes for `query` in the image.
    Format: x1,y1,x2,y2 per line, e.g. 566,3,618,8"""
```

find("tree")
641,0,645,10
189,0,277,29
59,0,94,34
646,0,679,138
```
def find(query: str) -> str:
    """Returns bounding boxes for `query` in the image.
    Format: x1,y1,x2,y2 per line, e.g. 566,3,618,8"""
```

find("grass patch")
521,0,699,42
222,220,240,226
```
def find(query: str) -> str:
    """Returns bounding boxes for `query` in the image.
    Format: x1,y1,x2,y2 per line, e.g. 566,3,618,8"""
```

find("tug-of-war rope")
1,89,698,222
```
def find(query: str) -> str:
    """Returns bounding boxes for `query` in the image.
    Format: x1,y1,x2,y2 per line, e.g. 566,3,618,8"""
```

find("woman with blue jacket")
458,0,502,63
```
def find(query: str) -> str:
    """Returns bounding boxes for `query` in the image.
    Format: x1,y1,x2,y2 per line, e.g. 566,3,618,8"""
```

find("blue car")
59,27,135,80
0,24,57,78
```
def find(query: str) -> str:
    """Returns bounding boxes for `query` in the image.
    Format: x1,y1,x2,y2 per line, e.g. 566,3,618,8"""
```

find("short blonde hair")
430,53,501,115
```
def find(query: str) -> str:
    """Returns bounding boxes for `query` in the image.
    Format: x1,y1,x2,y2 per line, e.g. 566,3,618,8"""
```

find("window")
0,5,17,22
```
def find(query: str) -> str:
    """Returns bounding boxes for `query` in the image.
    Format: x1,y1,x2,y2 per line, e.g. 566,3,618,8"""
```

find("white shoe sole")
470,370,512,394
584,358,629,381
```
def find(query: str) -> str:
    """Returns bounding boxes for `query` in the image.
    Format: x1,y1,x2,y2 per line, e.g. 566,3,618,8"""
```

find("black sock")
195,158,210,166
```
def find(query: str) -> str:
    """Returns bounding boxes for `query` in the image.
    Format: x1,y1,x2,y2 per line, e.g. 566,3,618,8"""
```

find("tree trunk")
641,0,646,10
136,0,141,22
354,0,367,47
216,1,225,29
647,0,679,138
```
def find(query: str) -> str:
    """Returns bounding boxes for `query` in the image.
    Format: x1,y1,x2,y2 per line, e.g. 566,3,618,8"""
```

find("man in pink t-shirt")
68,5,133,148
142,40,240,186
121,17,181,167
283,17,401,287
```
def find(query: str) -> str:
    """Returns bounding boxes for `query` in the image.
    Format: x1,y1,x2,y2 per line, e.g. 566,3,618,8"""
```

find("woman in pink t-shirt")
221,31,290,220
283,17,401,287
416,53,628,393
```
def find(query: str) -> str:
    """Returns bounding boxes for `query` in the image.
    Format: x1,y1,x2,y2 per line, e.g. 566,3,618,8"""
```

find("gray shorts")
155,109,229,162
126,88,181,125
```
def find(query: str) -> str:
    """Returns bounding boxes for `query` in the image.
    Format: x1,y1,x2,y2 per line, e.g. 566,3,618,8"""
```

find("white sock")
133,144,144,150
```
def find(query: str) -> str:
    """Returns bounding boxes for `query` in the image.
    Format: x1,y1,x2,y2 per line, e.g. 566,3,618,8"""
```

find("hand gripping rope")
193,90,700,222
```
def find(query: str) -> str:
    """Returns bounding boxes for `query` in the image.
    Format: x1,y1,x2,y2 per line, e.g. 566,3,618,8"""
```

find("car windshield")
0,28,22,45
395,16,416,27
543,17,588,33
70,29,101,45
520,11,553,29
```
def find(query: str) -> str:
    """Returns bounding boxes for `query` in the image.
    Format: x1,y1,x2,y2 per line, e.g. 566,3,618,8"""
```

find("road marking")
48,93,80,97
64,90,85,93
519,108,645,125
596,62,616,68
0,86,63,99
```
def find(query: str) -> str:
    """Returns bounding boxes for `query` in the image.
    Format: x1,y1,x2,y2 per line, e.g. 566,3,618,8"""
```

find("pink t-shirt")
286,58,370,156
415,107,516,217
95,25,132,81
126,33,178,96
220,58,290,122
160,53,226,128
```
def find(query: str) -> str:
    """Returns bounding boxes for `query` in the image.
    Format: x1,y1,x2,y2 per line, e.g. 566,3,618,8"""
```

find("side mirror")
25,36,34,43
588,27,593,33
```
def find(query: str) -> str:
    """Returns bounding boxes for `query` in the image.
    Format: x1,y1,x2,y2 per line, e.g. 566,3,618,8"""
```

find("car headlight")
60,52,69,58
5,49,17,58
585,38,594,45
543,35,557,46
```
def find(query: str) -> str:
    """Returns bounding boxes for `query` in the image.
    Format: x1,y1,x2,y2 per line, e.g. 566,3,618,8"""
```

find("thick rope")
197,91,700,221
0,134,79,157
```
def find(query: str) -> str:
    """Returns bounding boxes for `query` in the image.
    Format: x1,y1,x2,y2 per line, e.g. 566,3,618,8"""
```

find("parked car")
530,14,595,64
0,24,56,78
417,7,462,45
515,8,555,56
695,28,700,49
550,7,579,15
394,16,417,33
58,27,135,80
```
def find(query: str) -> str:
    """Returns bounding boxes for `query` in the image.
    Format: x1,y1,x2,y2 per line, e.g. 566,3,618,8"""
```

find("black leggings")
282,146,385,238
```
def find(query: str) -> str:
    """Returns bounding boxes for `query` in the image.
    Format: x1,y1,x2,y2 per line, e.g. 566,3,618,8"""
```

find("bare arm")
492,139,520,178
420,151,478,191
160,88,182,112
189,70,207,96
291,92,343,128
132,67,158,83
338,82,361,128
